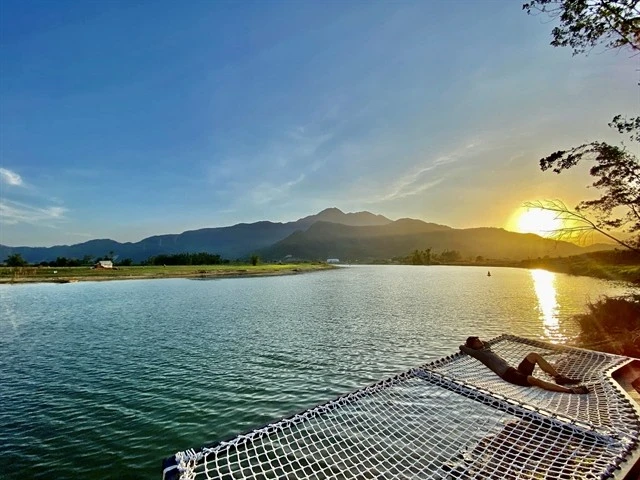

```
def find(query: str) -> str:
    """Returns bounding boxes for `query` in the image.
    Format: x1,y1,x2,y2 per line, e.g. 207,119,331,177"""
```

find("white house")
95,260,113,269
326,258,340,264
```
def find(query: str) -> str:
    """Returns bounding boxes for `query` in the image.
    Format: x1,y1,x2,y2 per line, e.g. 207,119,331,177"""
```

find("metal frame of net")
162,335,640,480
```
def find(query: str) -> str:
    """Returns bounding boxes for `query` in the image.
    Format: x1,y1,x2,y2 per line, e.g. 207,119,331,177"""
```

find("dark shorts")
502,357,536,387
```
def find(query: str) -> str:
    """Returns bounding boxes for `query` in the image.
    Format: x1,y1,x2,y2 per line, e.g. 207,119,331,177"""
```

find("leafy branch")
523,199,640,252
523,0,640,55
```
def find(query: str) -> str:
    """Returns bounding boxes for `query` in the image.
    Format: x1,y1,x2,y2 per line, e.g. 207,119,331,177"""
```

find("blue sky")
1,0,637,247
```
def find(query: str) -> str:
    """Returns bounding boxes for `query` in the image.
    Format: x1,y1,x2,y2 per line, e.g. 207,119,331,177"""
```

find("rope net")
163,335,640,480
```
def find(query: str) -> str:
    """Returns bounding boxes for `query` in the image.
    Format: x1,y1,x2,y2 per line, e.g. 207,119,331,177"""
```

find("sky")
0,0,637,247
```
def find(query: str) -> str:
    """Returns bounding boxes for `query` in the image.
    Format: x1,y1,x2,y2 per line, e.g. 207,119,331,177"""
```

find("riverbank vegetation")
519,250,640,285
5,251,234,268
0,262,334,284
391,248,639,285
574,294,640,358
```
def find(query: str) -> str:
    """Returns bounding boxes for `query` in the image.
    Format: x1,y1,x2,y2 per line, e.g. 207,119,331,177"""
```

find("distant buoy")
487,271,491,277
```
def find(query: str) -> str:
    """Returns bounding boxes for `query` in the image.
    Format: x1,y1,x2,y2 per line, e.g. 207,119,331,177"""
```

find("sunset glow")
1,3,635,247
531,269,563,342
514,208,563,237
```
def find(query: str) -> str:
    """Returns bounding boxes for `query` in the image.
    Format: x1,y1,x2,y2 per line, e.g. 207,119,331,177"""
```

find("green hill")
260,219,613,262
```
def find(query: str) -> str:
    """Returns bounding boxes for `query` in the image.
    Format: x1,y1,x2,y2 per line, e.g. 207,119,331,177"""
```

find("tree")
523,0,640,55
145,252,226,266
441,250,462,263
5,253,27,267
523,1,640,253
408,248,432,265
526,118,639,252
53,256,69,267
250,254,259,266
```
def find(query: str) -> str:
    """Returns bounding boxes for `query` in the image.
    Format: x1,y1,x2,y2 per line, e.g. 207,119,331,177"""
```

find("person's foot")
569,385,589,394
555,375,581,385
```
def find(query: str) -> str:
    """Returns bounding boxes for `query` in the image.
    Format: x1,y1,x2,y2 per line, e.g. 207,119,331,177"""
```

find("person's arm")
459,344,487,363
459,345,475,356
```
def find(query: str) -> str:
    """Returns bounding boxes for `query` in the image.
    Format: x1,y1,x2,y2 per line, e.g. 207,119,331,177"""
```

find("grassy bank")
519,250,640,285
573,294,640,358
0,263,335,284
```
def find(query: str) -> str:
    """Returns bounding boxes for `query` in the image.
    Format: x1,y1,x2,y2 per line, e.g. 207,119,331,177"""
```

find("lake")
0,265,633,479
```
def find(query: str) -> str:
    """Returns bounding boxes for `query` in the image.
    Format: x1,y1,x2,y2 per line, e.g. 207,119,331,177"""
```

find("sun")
514,207,563,237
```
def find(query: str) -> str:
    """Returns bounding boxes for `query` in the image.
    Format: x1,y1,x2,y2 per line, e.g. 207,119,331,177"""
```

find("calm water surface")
0,265,633,479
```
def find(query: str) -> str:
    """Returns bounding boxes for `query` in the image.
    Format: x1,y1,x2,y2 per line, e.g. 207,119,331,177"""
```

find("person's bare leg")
526,353,581,384
525,353,559,377
527,376,588,393
527,375,571,393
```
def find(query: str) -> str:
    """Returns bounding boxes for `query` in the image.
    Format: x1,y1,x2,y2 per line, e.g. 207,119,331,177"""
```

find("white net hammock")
162,335,640,480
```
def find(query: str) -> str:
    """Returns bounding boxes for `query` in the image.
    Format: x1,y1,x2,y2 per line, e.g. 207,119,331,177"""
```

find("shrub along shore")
573,294,640,358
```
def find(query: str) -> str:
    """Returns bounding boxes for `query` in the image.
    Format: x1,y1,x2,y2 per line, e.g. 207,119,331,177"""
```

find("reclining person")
460,336,588,394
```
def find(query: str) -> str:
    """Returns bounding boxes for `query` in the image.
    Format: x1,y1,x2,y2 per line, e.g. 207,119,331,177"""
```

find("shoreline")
0,264,336,285
2,262,639,285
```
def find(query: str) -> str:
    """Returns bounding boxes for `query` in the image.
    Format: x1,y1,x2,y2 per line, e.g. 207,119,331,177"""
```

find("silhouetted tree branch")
523,200,640,253
531,117,640,252
523,0,640,55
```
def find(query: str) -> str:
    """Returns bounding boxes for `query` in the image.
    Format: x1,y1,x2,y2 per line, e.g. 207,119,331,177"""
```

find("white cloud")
207,123,336,211
368,154,459,203
211,125,335,184
348,136,493,206
0,168,23,186
250,174,306,205
68,231,95,239
385,177,446,201
0,200,67,226
507,152,525,165
285,128,334,160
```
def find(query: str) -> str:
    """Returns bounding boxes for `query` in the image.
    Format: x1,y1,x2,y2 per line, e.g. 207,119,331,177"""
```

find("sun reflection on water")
531,269,565,342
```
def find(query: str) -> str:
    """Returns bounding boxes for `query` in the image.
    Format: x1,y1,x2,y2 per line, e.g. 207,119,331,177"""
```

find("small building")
326,258,340,264
95,260,113,269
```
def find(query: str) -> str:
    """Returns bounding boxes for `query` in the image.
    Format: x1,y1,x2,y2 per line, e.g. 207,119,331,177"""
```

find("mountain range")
0,208,613,263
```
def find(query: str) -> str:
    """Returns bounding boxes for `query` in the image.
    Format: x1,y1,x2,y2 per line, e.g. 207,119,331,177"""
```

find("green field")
0,263,335,283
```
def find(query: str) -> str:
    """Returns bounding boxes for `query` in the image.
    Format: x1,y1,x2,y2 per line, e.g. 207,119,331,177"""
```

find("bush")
5,253,27,267
575,294,640,357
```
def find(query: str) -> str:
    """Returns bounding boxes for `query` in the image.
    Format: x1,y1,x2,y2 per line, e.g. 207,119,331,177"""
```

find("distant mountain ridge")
0,208,393,263
261,221,609,261
296,207,392,227
0,208,613,263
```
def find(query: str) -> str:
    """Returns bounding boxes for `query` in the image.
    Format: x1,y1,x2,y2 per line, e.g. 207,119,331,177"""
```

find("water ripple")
0,266,630,479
